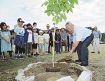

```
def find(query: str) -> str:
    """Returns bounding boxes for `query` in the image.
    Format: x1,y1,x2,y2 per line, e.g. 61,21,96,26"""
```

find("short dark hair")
0,22,7,30
27,23,32,27
33,22,37,25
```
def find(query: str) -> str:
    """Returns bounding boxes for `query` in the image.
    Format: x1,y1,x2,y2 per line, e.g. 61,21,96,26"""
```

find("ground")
0,44,105,81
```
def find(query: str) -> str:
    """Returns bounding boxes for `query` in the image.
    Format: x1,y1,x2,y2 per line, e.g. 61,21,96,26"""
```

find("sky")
0,0,105,32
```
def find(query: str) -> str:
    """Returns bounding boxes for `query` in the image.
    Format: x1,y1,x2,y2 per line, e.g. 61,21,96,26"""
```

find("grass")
0,44,105,81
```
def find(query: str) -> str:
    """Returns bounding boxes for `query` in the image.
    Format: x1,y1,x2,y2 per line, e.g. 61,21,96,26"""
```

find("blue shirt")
73,26,92,42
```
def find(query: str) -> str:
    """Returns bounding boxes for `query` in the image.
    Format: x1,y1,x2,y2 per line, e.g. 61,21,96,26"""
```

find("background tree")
42,0,78,24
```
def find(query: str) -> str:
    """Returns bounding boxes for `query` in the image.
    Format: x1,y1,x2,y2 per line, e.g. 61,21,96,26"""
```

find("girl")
38,30,44,55
0,22,12,59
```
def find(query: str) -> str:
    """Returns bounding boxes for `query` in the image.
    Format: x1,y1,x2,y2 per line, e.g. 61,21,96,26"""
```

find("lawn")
0,44,105,81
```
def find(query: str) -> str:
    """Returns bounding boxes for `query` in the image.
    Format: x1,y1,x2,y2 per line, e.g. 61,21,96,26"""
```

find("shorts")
32,43,37,49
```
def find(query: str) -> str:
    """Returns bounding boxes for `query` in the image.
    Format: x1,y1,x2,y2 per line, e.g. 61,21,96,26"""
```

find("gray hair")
65,21,72,26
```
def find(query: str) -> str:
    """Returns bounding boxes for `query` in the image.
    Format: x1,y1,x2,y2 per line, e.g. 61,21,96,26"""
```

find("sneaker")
80,63,88,66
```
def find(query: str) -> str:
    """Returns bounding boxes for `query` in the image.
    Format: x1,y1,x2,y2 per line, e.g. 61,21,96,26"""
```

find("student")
32,28,39,56
43,30,50,54
38,30,44,55
66,22,93,66
0,22,12,59
26,23,33,56
14,18,25,57
55,29,61,54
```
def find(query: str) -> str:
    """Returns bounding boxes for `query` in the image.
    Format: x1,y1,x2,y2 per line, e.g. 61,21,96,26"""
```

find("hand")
69,49,73,54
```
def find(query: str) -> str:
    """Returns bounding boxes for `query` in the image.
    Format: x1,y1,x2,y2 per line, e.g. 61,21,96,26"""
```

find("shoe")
75,60,81,62
80,63,88,66
91,52,95,53
34,53,39,57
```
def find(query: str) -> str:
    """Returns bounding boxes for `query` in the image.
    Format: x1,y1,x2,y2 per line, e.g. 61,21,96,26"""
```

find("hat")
17,18,24,23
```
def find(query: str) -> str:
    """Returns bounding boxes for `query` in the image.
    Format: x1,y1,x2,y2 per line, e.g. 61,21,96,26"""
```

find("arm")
70,41,80,54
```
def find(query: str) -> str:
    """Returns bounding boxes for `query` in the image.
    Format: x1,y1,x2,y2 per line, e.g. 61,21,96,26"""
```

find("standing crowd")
0,18,102,66
0,18,73,59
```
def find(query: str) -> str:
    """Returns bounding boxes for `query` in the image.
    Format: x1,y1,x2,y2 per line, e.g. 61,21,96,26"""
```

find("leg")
81,34,94,65
76,42,82,61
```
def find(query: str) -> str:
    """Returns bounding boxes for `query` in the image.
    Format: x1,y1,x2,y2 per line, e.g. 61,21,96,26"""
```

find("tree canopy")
42,0,78,24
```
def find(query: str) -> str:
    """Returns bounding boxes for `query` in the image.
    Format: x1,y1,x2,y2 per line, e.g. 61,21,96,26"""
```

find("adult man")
66,22,93,66
60,28,68,52
92,26,101,54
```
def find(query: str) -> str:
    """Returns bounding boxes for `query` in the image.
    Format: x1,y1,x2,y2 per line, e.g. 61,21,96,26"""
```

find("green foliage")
42,0,78,24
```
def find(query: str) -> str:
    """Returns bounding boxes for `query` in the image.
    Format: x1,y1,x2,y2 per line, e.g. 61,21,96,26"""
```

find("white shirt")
73,26,92,42
43,33,49,43
33,33,38,43
27,29,32,42
14,25,25,36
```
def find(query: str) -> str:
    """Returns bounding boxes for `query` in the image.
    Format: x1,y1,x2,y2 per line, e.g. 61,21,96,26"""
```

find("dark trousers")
55,43,61,53
77,34,94,64
15,45,25,54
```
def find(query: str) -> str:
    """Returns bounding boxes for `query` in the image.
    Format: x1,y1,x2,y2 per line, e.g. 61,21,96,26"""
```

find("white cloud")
0,0,105,32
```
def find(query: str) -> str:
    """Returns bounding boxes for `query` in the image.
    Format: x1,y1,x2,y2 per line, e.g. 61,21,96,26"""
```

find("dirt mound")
24,63,83,81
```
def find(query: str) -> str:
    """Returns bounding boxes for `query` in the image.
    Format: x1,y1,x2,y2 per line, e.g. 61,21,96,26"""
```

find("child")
38,30,44,55
26,23,33,56
32,28,39,56
43,30,49,54
14,18,25,57
0,22,12,59
55,29,61,54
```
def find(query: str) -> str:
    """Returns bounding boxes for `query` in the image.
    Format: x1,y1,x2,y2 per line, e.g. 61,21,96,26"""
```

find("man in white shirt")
66,22,94,66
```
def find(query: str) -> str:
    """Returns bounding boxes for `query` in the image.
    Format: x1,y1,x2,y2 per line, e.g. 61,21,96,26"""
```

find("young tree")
42,0,78,24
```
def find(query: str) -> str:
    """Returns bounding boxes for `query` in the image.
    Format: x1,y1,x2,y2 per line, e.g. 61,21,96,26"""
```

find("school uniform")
73,26,93,66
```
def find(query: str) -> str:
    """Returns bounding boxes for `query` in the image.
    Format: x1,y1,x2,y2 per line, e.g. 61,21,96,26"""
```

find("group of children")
0,18,73,60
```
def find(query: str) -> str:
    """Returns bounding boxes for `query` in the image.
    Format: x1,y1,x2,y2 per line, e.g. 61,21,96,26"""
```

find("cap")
17,18,24,23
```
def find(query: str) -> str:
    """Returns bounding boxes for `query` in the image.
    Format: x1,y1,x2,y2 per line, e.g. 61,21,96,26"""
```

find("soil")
24,63,83,81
